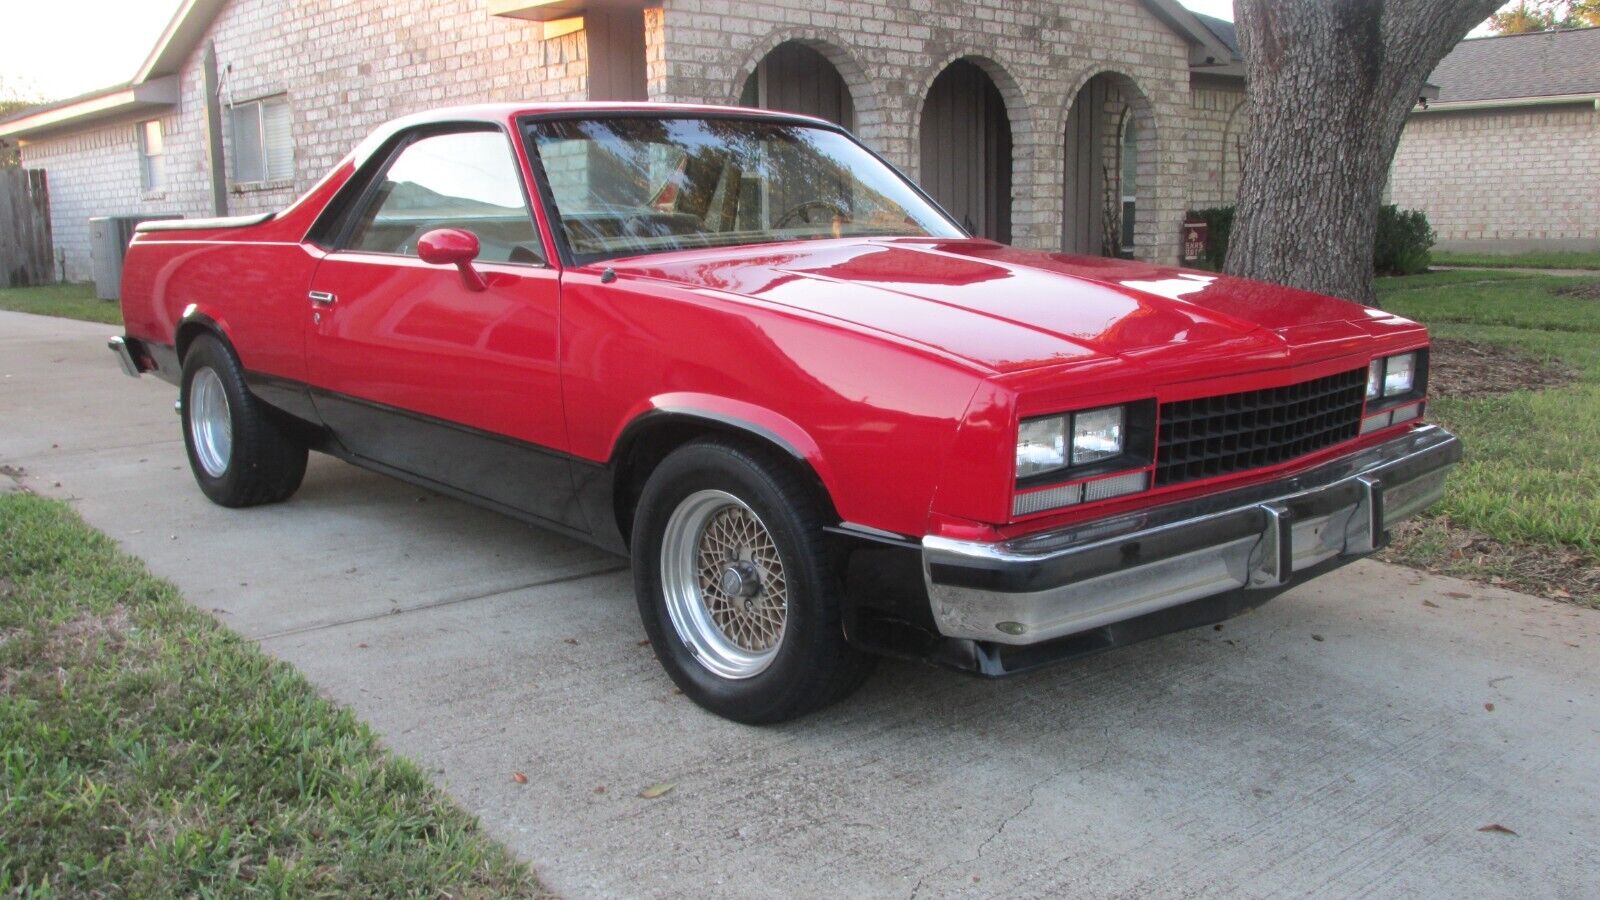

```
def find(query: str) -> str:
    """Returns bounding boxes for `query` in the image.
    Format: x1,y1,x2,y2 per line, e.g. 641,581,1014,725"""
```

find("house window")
229,96,294,185
138,120,166,192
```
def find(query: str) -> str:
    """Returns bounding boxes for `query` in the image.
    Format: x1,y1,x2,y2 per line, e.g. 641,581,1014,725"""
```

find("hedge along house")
1390,27,1600,255
0,0,1251,283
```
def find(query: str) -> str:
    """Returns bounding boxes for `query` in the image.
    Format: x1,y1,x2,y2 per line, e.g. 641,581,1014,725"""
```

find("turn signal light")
1013,470,1149,517
1361,401,1424,434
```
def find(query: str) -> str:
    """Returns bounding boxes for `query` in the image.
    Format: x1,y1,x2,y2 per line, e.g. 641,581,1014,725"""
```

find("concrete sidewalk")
3,308,1597,898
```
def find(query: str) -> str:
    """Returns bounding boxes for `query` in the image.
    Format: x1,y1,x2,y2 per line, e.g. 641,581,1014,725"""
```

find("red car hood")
612,237,1412,377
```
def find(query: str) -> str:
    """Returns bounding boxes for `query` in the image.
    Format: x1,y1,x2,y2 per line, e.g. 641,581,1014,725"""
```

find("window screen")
229,96,294,184
263,99,293,181
229,104,263,183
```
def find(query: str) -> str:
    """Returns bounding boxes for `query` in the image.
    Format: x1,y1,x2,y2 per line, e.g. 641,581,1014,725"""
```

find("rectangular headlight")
1384,353,1416,396
1071,406,1124,466
1017,406,1131,481
1012,400,1154,514
1368,351,1422,401
1016,415,1068,480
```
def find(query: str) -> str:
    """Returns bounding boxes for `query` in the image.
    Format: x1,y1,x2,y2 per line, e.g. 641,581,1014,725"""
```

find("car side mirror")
418,227,487,292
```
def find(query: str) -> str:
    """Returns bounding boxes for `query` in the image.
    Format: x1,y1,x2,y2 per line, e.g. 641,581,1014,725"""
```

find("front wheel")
632,440,874,724
180,334,307,507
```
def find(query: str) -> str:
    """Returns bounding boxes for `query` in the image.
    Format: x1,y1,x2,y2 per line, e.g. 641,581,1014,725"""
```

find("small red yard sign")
1182,220,1208,263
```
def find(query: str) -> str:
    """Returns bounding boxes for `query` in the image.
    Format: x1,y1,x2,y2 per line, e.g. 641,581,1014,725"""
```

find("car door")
305,125,583,528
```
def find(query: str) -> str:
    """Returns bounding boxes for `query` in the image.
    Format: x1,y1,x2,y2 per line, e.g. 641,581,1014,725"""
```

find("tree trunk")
1224,0,1502,304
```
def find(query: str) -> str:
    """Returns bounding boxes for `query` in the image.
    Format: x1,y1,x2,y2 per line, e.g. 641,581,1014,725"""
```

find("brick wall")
23,0,594,279
1390,103,1600,252
654,0,1195,262
23,0,1224,274
179,0,593,216
1184,76,1247,212
19,117,182,282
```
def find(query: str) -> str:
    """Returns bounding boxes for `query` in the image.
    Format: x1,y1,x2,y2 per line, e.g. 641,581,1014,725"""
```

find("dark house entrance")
918,59,1012,244
740,41,856,130
1063,71,1152,258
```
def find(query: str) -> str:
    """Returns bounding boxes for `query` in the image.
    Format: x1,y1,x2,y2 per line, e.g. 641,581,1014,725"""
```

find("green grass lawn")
1377,270,1600,603
0,283,122,325
0,492,543,896
1430,250,1600,271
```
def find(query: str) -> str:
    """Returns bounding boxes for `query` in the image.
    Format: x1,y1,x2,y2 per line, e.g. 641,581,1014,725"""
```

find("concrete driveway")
3,309,1597,897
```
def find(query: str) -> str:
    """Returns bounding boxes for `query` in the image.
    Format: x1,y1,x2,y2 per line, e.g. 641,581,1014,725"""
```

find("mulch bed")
1553,280,1600,301
1425,338,1577,401
1381,518,1600,609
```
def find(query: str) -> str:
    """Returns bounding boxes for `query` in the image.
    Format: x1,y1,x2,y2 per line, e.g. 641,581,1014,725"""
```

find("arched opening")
919,59,1013,244
1063,72,1155,258
739,41,856,131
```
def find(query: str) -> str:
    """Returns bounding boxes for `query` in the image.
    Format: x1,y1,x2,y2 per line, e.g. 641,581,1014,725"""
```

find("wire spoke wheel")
188,366,233,478
661,489,789,679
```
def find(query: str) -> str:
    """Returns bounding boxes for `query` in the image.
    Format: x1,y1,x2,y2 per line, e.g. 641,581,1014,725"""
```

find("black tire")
632,440,875,724
180,334,307,507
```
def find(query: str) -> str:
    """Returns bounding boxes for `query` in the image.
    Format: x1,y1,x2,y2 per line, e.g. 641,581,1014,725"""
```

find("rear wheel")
180,334,307,507
632,440,874,723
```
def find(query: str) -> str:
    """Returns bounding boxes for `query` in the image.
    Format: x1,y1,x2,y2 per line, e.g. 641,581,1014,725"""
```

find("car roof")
436,100,829,123
349,101,838,167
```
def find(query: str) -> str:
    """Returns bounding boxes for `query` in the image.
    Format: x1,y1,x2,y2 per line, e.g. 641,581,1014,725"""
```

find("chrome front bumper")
923,425,1462,646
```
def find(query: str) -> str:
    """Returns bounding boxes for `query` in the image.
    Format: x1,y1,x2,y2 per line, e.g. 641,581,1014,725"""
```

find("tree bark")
1224,0,1502,304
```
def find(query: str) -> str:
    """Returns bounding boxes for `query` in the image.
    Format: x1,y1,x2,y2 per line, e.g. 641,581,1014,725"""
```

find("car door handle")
308,291,337,306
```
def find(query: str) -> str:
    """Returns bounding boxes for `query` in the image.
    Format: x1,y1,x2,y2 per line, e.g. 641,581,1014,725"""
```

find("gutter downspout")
1411,93,1600,115
201,41,228,216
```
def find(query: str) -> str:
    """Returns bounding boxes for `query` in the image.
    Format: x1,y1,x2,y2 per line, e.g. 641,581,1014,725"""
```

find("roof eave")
132,0,229,83
0,76,179,141
488,0,649,22
1138,0,1237,67
1190,62,1246,81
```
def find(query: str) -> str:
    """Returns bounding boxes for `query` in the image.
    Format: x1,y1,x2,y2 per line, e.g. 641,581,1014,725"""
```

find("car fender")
613,392,840,495
174,304,236,362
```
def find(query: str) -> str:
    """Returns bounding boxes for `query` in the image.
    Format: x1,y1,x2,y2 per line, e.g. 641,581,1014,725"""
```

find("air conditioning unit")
89,215,181,301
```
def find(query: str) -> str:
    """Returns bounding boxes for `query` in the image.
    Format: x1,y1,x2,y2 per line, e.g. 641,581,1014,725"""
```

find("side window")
344,130,543,264
138,120,166,192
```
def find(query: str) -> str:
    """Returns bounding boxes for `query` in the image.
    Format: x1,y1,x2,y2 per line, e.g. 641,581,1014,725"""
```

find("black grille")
1156,369,1367,486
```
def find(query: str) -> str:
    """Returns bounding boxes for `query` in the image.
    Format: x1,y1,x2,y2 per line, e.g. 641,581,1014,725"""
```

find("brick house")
0,0,1252,282
1390,27,1600,254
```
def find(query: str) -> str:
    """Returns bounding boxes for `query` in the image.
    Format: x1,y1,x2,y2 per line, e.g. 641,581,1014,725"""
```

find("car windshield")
524,115,963,264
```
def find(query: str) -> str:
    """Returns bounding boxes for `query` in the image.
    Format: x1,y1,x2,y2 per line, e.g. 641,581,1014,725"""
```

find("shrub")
1186,206,1234,271
1373,204,1436,276
1184,204,1435,277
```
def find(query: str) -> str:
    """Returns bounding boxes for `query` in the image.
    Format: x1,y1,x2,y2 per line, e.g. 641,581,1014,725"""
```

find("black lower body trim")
141,340,626,553
307,389,592,534
327,446,621,555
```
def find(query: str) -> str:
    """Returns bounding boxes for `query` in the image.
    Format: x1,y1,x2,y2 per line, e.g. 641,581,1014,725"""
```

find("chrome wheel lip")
660,489,788,680
189,366,233,479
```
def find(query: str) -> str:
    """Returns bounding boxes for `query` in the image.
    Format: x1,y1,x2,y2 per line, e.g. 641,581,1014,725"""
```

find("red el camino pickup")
110,103,1460,723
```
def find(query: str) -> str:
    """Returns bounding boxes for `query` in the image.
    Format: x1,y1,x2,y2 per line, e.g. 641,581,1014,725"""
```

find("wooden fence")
0,168,54,287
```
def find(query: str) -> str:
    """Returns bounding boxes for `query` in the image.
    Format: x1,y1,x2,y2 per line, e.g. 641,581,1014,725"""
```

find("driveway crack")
908,727,1114,898
250,563,628,641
